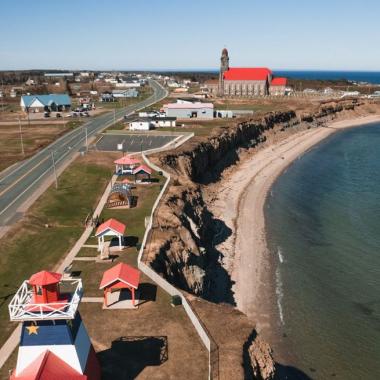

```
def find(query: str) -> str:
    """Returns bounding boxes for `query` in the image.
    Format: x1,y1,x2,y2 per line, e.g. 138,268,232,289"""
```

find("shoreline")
207,113,380,363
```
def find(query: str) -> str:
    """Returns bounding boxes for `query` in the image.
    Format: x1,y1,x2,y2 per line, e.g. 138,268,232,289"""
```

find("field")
0,121,82,172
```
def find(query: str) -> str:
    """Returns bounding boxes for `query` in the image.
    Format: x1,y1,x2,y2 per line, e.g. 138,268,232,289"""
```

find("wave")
275,266,285,325
277,246,284,263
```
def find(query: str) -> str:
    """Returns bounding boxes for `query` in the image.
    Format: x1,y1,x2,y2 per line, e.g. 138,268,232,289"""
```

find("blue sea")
265,123,380,379
273,71,380,84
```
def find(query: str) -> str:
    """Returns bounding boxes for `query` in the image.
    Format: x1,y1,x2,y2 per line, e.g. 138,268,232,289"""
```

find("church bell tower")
218,48,229,96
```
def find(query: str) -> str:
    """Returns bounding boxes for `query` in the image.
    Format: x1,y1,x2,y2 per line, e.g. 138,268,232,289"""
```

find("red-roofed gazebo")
132,164,152,183
95,218,126,252
99,263,141,307
114,155,141,175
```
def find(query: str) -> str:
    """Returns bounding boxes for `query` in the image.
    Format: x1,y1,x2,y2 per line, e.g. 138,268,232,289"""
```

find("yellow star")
26,325,39,335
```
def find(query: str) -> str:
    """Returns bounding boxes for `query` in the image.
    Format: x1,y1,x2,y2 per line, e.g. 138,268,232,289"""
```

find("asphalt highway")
0,80,168,226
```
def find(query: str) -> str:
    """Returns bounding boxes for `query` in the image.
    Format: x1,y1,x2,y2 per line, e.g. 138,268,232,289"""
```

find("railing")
137,152,219,380
8,279,83,321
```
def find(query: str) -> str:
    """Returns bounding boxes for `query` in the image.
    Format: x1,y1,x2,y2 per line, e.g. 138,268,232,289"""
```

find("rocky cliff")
145,99,371,301
143,99,378,378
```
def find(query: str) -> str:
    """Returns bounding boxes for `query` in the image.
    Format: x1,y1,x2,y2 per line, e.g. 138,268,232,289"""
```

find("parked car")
56,113,62,118
44,112,50,118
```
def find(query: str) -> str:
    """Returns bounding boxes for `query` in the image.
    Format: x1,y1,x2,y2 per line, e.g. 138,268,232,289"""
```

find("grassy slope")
0,158,111,342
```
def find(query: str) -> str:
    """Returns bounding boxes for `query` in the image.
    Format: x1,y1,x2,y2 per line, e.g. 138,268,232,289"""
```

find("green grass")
76,247,99,257
0,157,111,342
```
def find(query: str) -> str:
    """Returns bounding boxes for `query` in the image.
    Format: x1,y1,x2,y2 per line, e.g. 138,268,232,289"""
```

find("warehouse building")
163,102,214,119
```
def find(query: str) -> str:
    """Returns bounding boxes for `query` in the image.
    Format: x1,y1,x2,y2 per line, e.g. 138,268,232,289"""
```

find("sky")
1,0,380,71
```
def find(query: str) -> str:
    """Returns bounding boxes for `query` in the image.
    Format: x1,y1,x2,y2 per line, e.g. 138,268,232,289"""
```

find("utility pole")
18,118,25,156
85,127,88,151
51,150,58,189
113,108,116,125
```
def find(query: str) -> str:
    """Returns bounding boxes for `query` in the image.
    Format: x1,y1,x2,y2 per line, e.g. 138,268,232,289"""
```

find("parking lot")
95,133,177,152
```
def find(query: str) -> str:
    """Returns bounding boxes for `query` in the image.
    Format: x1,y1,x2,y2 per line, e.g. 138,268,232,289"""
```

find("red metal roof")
132,165,152,175
95,218,126,236
271,77,287,86
114,155,141,165
99,263,140,290
11,350,86,380
28,271,62,286
223,68,272,81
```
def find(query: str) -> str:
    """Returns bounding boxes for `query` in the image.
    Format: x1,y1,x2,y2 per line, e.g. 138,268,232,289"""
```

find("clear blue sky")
1,0,380,71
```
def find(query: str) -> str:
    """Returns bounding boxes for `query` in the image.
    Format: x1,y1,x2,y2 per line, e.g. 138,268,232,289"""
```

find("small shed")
133,164,152,183
99,263,141,307
114,155,141,175
95,218,126,252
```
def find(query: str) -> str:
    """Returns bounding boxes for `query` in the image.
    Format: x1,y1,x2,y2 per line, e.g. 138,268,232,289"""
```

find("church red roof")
224,68,272,81
11,350,86,380
271,77,287,86
28,271,62,286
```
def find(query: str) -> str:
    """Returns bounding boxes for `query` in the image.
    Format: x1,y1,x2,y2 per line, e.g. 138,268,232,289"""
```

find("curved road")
0,80,168,226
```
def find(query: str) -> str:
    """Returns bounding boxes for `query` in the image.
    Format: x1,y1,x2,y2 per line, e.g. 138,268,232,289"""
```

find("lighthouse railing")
8,279,83,321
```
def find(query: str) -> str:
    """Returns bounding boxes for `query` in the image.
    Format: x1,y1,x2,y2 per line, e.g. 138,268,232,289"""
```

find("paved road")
0,80,168,226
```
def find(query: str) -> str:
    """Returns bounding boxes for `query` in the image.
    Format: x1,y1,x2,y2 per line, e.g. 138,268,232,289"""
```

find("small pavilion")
99,263,141,308
95,218,126,252
133,164,152,183
114,155,141,175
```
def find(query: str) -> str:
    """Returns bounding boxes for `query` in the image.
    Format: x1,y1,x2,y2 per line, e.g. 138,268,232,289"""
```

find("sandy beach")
208,114,380,333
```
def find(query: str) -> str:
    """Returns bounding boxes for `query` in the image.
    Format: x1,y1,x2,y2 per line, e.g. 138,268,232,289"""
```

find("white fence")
137,150,218,379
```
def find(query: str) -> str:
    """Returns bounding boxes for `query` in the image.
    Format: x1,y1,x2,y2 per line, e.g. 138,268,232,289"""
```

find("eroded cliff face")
146,99,372,301
143,99,378,379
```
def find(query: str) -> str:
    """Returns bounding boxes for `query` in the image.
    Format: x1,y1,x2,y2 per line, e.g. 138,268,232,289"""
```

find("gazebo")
114,155,141,175
99,263,141,307
132,164,152,183
95,218,126,252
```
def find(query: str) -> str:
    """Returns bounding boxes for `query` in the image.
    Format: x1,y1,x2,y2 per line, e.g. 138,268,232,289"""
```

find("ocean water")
273,70,380,84
265,123,380,379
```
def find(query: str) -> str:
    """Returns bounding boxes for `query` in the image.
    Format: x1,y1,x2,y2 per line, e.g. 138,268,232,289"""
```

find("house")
151,116,176,127
129,117,153,131
112,89,139,98
269,77,287,96
163,102,214,119
20,94,71,112
99,92,116,102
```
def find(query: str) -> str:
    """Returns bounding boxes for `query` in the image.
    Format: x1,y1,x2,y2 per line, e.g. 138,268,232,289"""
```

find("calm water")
265,123,380,379
274,70,380,84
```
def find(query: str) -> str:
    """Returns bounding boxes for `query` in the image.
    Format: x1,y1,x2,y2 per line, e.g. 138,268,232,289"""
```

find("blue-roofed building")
20,93,71,112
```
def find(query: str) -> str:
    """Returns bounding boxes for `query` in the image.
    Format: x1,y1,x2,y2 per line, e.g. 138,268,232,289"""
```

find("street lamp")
50,150,58,189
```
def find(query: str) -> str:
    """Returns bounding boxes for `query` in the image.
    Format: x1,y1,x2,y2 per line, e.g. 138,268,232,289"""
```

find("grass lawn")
76,247,99,257
0,121,83,172
159,118,235,137
76,259,208,379
0,152,114,343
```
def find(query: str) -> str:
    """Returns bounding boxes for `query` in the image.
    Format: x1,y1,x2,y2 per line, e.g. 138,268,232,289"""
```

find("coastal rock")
246,335,276,380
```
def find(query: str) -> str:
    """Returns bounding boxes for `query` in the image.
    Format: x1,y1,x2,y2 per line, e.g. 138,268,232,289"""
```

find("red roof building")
95,218,126,252
99,263,141,307
114,155,141,175
95,218,126,236
271,77,287,86
223,67,272,81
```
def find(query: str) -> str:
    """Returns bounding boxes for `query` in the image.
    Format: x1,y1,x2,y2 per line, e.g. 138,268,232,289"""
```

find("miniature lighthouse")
8,270,101,379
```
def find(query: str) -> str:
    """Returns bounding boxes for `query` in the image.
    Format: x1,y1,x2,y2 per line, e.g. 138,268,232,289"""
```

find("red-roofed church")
209,48,287,97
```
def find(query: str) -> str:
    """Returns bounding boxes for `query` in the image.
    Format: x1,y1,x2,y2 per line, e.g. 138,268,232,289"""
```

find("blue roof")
22,94,71,108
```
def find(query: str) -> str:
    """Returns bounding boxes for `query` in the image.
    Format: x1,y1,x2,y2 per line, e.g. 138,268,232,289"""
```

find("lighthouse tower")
8,270,101,379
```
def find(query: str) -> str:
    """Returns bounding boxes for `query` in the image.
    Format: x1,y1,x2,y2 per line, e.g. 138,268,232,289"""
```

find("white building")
129,118,153,131
163,102,214,119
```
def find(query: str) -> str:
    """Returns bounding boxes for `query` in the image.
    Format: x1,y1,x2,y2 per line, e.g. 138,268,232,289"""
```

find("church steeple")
218,48,229,96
